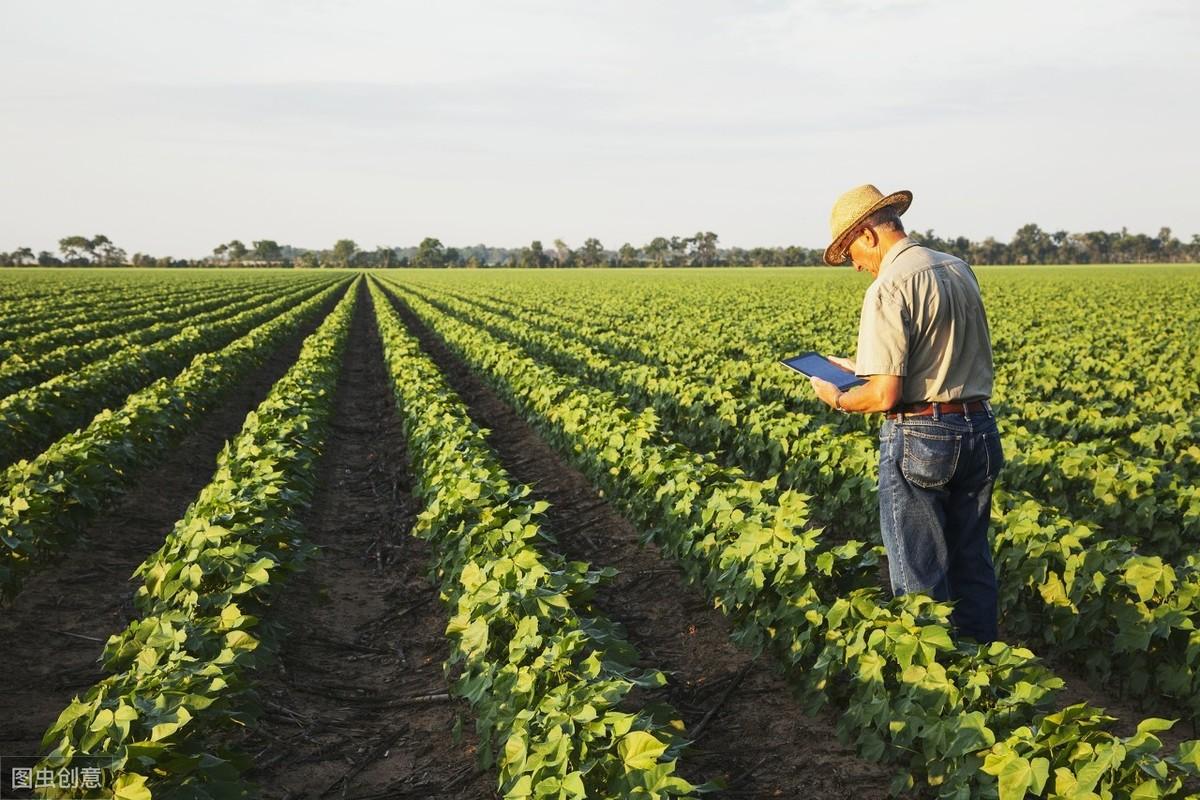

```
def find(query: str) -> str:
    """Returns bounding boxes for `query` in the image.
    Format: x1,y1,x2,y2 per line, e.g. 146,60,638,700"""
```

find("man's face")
845,229,866,272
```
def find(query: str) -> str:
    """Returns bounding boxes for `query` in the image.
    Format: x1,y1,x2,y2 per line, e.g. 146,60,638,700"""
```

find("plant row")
380,277,1200,800
1,276,327,360
36,280,358,799
0,279,327,399
400,281,1200,710
0,278,337,470
0,278,264,350
414,280,1200,541
370,279,699,799
420,275,1199,468
0,279,349,601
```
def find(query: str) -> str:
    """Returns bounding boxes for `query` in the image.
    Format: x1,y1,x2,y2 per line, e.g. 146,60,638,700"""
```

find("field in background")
2,265,1200,799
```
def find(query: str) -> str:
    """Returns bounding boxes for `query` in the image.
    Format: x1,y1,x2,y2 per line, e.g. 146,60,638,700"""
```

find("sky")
2,0,1197,258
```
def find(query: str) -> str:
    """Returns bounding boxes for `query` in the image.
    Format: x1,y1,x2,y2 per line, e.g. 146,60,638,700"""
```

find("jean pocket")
900,429,961,488
984,431,1005,481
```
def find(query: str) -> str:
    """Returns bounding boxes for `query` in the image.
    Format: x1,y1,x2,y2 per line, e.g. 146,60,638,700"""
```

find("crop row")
37,279,358,799
415,279,1200,531
379,277,1200,799
0,275,328,359
0,278,338,470
370,279,698,798
0,279,350,600
420,276,1198,466
0,278,270,349
398,281,1200,695
0,278,330,399
398,281,1200,722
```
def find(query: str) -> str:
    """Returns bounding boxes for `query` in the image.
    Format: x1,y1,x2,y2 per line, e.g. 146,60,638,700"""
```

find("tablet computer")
779,352,866,391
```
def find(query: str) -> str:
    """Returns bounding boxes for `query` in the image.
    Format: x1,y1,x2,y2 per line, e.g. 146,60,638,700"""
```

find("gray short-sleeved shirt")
855,237,994,404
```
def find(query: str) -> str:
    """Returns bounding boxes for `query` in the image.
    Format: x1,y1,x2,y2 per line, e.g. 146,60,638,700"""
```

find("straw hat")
823,184,913,266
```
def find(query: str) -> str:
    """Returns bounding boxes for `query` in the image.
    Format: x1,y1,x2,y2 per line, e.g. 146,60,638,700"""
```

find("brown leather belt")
885,400,989,420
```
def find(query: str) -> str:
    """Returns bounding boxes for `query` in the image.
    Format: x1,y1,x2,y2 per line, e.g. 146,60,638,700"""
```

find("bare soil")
0,293,339,775
384,290,901,799
230,284,495,799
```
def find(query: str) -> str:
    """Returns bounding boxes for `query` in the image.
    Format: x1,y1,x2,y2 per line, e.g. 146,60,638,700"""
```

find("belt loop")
932,402,941,420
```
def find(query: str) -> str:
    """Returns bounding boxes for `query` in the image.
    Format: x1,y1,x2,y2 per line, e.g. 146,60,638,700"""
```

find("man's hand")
809,375,842,410
827,355,857,373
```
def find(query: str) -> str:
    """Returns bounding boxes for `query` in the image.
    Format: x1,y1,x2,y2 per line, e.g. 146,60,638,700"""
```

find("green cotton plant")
370,279,699,800
0,279,318,398
0,278,269,357
36,281,357,800
379,277,1200,799
0,278,335,470
0,280,349,600
397,278,1200,727
404,277,1194,557
416,270,1200,468
408,275,1200,554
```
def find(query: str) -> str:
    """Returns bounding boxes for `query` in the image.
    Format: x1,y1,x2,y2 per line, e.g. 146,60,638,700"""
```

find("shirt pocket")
900,428,961,489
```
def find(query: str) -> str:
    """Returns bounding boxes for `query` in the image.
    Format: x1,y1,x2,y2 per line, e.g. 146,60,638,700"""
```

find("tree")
668,236,690,267
578,238,605,267
1157,227,1180,262
213,243,228,263
970,237,1008,265
38,250,62,266
782,246,808,266
1009,223,1053,265
726,246,749,266
330,239,359,268
90,234,110,265
58,235,93,264
691,231,719,266
552,238,572,267
1073,231,1112,264
10,246,34,266
644,237,669,268
294,252,321,269
251,240,283,264
529,240,547,268
227,240,248,263
616,242,640,267
444,247,462,267
413,237,446,268
373,246,398,268
89,235,126,266
516,240,547,268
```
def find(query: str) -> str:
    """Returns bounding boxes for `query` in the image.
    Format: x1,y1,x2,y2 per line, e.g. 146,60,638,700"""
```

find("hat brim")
823,190,913,266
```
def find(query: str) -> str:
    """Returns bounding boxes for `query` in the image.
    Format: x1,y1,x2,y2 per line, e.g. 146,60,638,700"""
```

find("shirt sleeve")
855,286,909,376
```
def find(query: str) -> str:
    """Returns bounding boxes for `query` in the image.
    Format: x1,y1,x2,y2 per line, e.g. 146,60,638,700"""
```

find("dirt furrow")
0,294,340,761
231,285,495,799
386,291,900,799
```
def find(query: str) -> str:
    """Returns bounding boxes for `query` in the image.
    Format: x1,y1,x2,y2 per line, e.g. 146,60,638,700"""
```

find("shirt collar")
879,236,921,274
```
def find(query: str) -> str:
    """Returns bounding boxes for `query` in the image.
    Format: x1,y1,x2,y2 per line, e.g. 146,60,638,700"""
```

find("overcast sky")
2,0,1196,257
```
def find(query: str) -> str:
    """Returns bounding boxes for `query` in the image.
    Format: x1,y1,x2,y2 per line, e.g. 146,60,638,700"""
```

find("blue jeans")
878,407,1004,643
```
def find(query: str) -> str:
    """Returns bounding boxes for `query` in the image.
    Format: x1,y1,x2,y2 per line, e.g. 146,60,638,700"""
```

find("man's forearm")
837,380,898,413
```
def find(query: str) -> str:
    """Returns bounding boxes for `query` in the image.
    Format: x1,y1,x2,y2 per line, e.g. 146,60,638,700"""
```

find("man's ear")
864,225,880,249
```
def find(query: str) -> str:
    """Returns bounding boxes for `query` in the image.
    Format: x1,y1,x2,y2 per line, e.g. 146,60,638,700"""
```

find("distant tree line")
4,224,1198,268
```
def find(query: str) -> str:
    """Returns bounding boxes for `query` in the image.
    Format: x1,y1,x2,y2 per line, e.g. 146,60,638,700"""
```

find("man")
807,184,1003,643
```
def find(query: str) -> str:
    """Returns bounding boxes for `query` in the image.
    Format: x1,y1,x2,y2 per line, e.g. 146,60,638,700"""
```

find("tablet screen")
780,352,866,390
